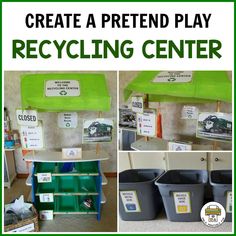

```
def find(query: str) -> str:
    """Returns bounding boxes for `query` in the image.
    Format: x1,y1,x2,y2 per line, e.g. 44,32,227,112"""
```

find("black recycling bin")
119,169,165,221
155,169,208,222
209,170,232,222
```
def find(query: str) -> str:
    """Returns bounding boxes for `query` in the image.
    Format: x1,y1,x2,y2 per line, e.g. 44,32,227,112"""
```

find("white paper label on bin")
120,190,141,213
39,193,54,203
8,223,35,232
39,210,54,220
37,173,52,183
226,191,232,213
173,192,191,214
153,71,192,83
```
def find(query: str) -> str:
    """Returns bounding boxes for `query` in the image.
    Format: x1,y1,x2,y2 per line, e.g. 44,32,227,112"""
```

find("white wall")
4,71,117,172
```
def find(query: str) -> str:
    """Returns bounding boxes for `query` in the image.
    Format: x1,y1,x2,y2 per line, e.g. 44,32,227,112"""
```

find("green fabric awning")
21,73,111,112
124,71,232,103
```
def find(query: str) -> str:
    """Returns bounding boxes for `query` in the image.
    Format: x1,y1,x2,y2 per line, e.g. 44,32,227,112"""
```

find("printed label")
226,191,232,213
131,96,143,113
39,210,54,220
137,110,156,137
16,109,38,126
181,106,198,119
173,192,191,214
120,191,141,213
153,71,192,83
8,223,35,232
37,173,52,183
168,141,192,151
62,148,82,159
39,193,54,203
58,112,78,128
45,80,80,97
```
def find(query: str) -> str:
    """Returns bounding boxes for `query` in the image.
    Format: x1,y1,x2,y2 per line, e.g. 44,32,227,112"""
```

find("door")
208,152,232,170
166,152,207,170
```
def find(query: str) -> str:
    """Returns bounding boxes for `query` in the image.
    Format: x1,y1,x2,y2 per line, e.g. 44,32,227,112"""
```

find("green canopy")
124,71,232,103
21,73,111,112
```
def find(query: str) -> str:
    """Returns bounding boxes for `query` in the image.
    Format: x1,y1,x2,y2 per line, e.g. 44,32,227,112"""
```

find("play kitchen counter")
25,150,108,221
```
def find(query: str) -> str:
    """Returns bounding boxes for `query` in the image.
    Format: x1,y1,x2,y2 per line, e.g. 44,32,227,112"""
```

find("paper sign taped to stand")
181,106,198,119
131,96,143,113
45,80,80,97
16,109,38,126
39,210,54,220
173,192,191,214
120,191,141,213
20,121,44,150
226,191,232,213
39,193,54,203
58,112,78,128
62,148,82,159
137,110,156,137
153,71,192,83
168,141,192,151
37,173,52,183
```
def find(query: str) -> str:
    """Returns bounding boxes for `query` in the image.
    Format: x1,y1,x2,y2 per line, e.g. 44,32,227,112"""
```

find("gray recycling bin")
119,169,165,221
209,170,232,222
155,169,208,222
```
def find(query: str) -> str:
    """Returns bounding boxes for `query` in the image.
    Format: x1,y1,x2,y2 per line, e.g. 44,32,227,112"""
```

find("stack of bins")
155,169,208,222
119,169,165,221
209,170,232,222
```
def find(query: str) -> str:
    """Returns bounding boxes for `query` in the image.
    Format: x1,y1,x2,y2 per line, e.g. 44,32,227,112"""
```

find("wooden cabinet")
208,152,232,170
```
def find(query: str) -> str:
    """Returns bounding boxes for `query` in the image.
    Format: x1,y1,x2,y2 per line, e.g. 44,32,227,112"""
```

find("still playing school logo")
201,202,226,227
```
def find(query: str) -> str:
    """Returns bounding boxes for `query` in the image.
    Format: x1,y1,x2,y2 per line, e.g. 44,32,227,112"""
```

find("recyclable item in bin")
80,198,94,210
4,140,15,149
155,169,208,222
209,169,232,222
119,169,165,221
60,162,75,172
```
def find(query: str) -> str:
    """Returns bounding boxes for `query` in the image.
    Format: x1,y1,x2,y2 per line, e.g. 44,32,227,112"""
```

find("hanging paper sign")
39,193,54,203
20,121,44,149
173,192,192,214
196,112,232,142
45,80,80,97
181,106,198,119
120,191,141,213
153,71,192,83
16,109,38,126
131,96,143,113
37,173,52,183
226,191,232,213
137,110,156,137
58,112,78,128
39,210,54,220
168,141,192,151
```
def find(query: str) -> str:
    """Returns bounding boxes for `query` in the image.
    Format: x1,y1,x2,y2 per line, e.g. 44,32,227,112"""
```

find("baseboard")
104,172,117,177
17,173,29,178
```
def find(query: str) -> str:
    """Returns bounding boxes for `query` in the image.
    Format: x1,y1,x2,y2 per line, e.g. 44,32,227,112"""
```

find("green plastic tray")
78,176,97,193
35,162,56,173
36,176,56,193
75,162,99,174
37,202,55,211
78,195,97,213
55,195,78,212
57,176,78,193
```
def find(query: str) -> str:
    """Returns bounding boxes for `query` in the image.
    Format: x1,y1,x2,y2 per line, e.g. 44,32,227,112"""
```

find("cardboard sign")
20,121,44,149
62,148,82,159
39,210,53,220
181,106,198,119
197,112,232,142
39,193,54,203
153,71,192,83
16,109,38,126
8,223,35,232
131,96,143,113
137,110,156,137
168,141,192,151
120,191,141,213
37,173,52,183
226,191,232,213
58,112,78,128
45,80,80,97
173,192,191,214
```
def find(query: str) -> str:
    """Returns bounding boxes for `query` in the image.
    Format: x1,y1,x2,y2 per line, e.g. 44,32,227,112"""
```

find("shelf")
131,137,221,151
102,172,108,185
24,150,109,163
101,191,106,204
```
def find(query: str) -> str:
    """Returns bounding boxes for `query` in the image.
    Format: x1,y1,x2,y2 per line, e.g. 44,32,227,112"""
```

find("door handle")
200,157,205,161
215,157,219,162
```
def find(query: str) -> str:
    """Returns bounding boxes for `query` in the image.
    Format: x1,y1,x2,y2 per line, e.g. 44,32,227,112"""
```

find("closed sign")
16,109,38,126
